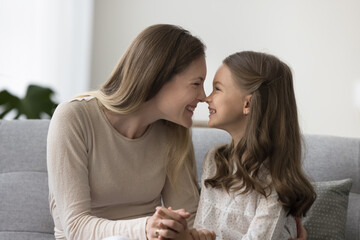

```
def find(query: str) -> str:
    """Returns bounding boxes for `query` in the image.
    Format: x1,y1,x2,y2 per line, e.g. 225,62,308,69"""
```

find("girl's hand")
158,207,216,240
189,228,216,240
289,217,307,240
146,206,189,239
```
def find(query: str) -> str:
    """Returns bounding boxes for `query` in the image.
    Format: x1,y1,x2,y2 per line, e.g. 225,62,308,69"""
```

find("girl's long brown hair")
205,51,316,217
85,24,205,188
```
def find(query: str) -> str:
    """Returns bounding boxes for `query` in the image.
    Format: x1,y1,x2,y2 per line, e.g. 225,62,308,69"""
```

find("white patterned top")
194,146,297,240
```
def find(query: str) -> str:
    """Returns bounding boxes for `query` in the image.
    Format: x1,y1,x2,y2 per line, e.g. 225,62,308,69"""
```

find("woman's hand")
157,207,216,240
289,218,307,240
146,206,190,239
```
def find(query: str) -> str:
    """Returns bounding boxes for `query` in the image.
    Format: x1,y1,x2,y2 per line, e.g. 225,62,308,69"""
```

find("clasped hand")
146,206,216,240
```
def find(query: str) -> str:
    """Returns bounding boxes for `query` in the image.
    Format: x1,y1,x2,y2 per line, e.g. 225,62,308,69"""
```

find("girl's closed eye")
213,86,221,91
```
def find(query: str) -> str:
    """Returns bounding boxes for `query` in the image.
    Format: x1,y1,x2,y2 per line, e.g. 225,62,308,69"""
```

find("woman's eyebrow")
191,77,205,81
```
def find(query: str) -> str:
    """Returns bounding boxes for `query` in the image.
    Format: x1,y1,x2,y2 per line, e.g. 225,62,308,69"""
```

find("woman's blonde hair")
88,24,205,188
205,51,316,217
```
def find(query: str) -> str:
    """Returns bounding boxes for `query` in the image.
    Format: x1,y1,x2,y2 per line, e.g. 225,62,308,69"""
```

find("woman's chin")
168,118,192,129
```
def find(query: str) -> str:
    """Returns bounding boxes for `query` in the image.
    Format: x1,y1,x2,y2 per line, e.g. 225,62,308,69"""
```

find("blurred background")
1,0,359,137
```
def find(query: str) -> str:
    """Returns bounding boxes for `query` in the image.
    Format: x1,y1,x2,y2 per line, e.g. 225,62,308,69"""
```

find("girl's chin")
207,119,215,128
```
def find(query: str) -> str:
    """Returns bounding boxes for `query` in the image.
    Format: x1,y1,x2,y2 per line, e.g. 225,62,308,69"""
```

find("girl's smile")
205,64,251,141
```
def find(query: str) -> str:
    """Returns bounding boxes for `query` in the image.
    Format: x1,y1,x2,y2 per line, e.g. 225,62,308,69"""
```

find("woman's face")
205,64,250,134
154,56,207,128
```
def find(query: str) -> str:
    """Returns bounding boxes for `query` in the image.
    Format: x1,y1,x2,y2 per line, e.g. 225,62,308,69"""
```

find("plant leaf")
0,85,58,119
23,85,58,119
0,90,22,119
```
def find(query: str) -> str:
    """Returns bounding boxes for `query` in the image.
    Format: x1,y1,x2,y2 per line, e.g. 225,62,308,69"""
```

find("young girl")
191,51,315,239
157,51,313,240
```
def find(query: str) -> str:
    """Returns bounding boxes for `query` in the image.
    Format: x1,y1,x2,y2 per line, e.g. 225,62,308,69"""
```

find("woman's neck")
104,100,161,139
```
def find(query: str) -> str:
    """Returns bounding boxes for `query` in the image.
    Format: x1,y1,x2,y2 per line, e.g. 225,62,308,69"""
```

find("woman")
47,24,206,240
47,24,307,240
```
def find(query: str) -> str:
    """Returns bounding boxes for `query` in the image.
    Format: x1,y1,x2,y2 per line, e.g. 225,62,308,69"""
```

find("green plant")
0,84,58,119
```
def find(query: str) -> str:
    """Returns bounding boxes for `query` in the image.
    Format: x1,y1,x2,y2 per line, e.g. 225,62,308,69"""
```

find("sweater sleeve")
161,162,200,228
47,102,148,240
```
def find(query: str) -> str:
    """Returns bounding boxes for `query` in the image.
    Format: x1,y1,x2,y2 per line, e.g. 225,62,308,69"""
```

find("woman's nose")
197,87,206,102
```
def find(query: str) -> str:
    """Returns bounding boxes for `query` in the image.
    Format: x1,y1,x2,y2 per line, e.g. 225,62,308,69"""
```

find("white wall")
90,0,360,138
0,0,93,104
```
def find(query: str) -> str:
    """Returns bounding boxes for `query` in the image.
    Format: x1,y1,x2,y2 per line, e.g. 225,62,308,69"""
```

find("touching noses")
197,87,206,102
205,92,212,104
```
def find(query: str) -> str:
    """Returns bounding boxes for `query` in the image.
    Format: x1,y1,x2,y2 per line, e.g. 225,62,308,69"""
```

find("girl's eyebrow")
213,81,223,86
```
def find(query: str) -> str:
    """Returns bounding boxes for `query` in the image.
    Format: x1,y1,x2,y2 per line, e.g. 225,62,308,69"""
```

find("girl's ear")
243,94,252,115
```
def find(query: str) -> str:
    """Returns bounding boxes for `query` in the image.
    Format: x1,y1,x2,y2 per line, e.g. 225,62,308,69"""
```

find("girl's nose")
205,94,211,103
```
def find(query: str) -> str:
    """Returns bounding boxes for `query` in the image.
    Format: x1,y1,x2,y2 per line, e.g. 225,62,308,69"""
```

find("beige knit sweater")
47,97,199,240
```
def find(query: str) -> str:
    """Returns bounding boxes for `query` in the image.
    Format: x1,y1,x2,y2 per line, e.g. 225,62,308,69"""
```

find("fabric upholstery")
192,129,360,240
0,120,359,240
303,179,353,240
0,120,54,240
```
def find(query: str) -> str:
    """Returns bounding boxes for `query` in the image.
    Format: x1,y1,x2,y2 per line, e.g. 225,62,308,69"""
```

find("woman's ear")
243,94,252,115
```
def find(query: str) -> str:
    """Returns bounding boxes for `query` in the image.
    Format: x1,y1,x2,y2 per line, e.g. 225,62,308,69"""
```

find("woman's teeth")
186,106,195,111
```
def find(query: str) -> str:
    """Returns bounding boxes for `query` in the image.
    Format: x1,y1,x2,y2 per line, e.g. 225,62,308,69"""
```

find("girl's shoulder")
202,144,226,174
204,145,223,162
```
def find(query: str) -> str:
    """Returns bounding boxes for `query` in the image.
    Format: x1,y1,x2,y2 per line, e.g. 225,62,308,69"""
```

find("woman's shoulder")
53,96,97,118
50,96,100,133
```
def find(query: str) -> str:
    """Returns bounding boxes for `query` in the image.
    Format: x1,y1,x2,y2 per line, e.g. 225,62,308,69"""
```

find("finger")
199,233,207,240
167,207,190,218
295,217,306,239
199,230,212,240
160,219,185,233
156,207,188,228
157,228,178,239
295,217,301,236
173,208,186,212
211,231,216,240
173,208,191,218
190,229,200,240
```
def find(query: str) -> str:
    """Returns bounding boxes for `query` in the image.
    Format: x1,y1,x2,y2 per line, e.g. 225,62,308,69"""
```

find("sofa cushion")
0,172,54,235
192,128,231,186
0,232,54,240
303,179,353,240
0,120,49,173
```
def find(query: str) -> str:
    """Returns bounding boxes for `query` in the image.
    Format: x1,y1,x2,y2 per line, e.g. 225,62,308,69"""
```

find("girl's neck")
228,118,248,146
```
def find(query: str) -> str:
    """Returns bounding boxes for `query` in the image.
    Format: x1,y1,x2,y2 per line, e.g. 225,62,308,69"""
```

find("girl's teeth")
186,106,195,111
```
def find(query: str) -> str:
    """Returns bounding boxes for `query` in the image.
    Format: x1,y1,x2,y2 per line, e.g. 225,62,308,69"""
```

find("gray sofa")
0,119,359,240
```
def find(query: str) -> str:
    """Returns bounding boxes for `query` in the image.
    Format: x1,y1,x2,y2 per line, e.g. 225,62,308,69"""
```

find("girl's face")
206,64,250,135
154,56,207,128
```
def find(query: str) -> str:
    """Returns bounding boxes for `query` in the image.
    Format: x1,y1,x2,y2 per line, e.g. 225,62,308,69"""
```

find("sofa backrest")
1,120,359,240
0,120,54,240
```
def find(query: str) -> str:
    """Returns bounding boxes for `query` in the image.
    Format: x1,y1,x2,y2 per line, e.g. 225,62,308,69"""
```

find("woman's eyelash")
193,83,201,86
